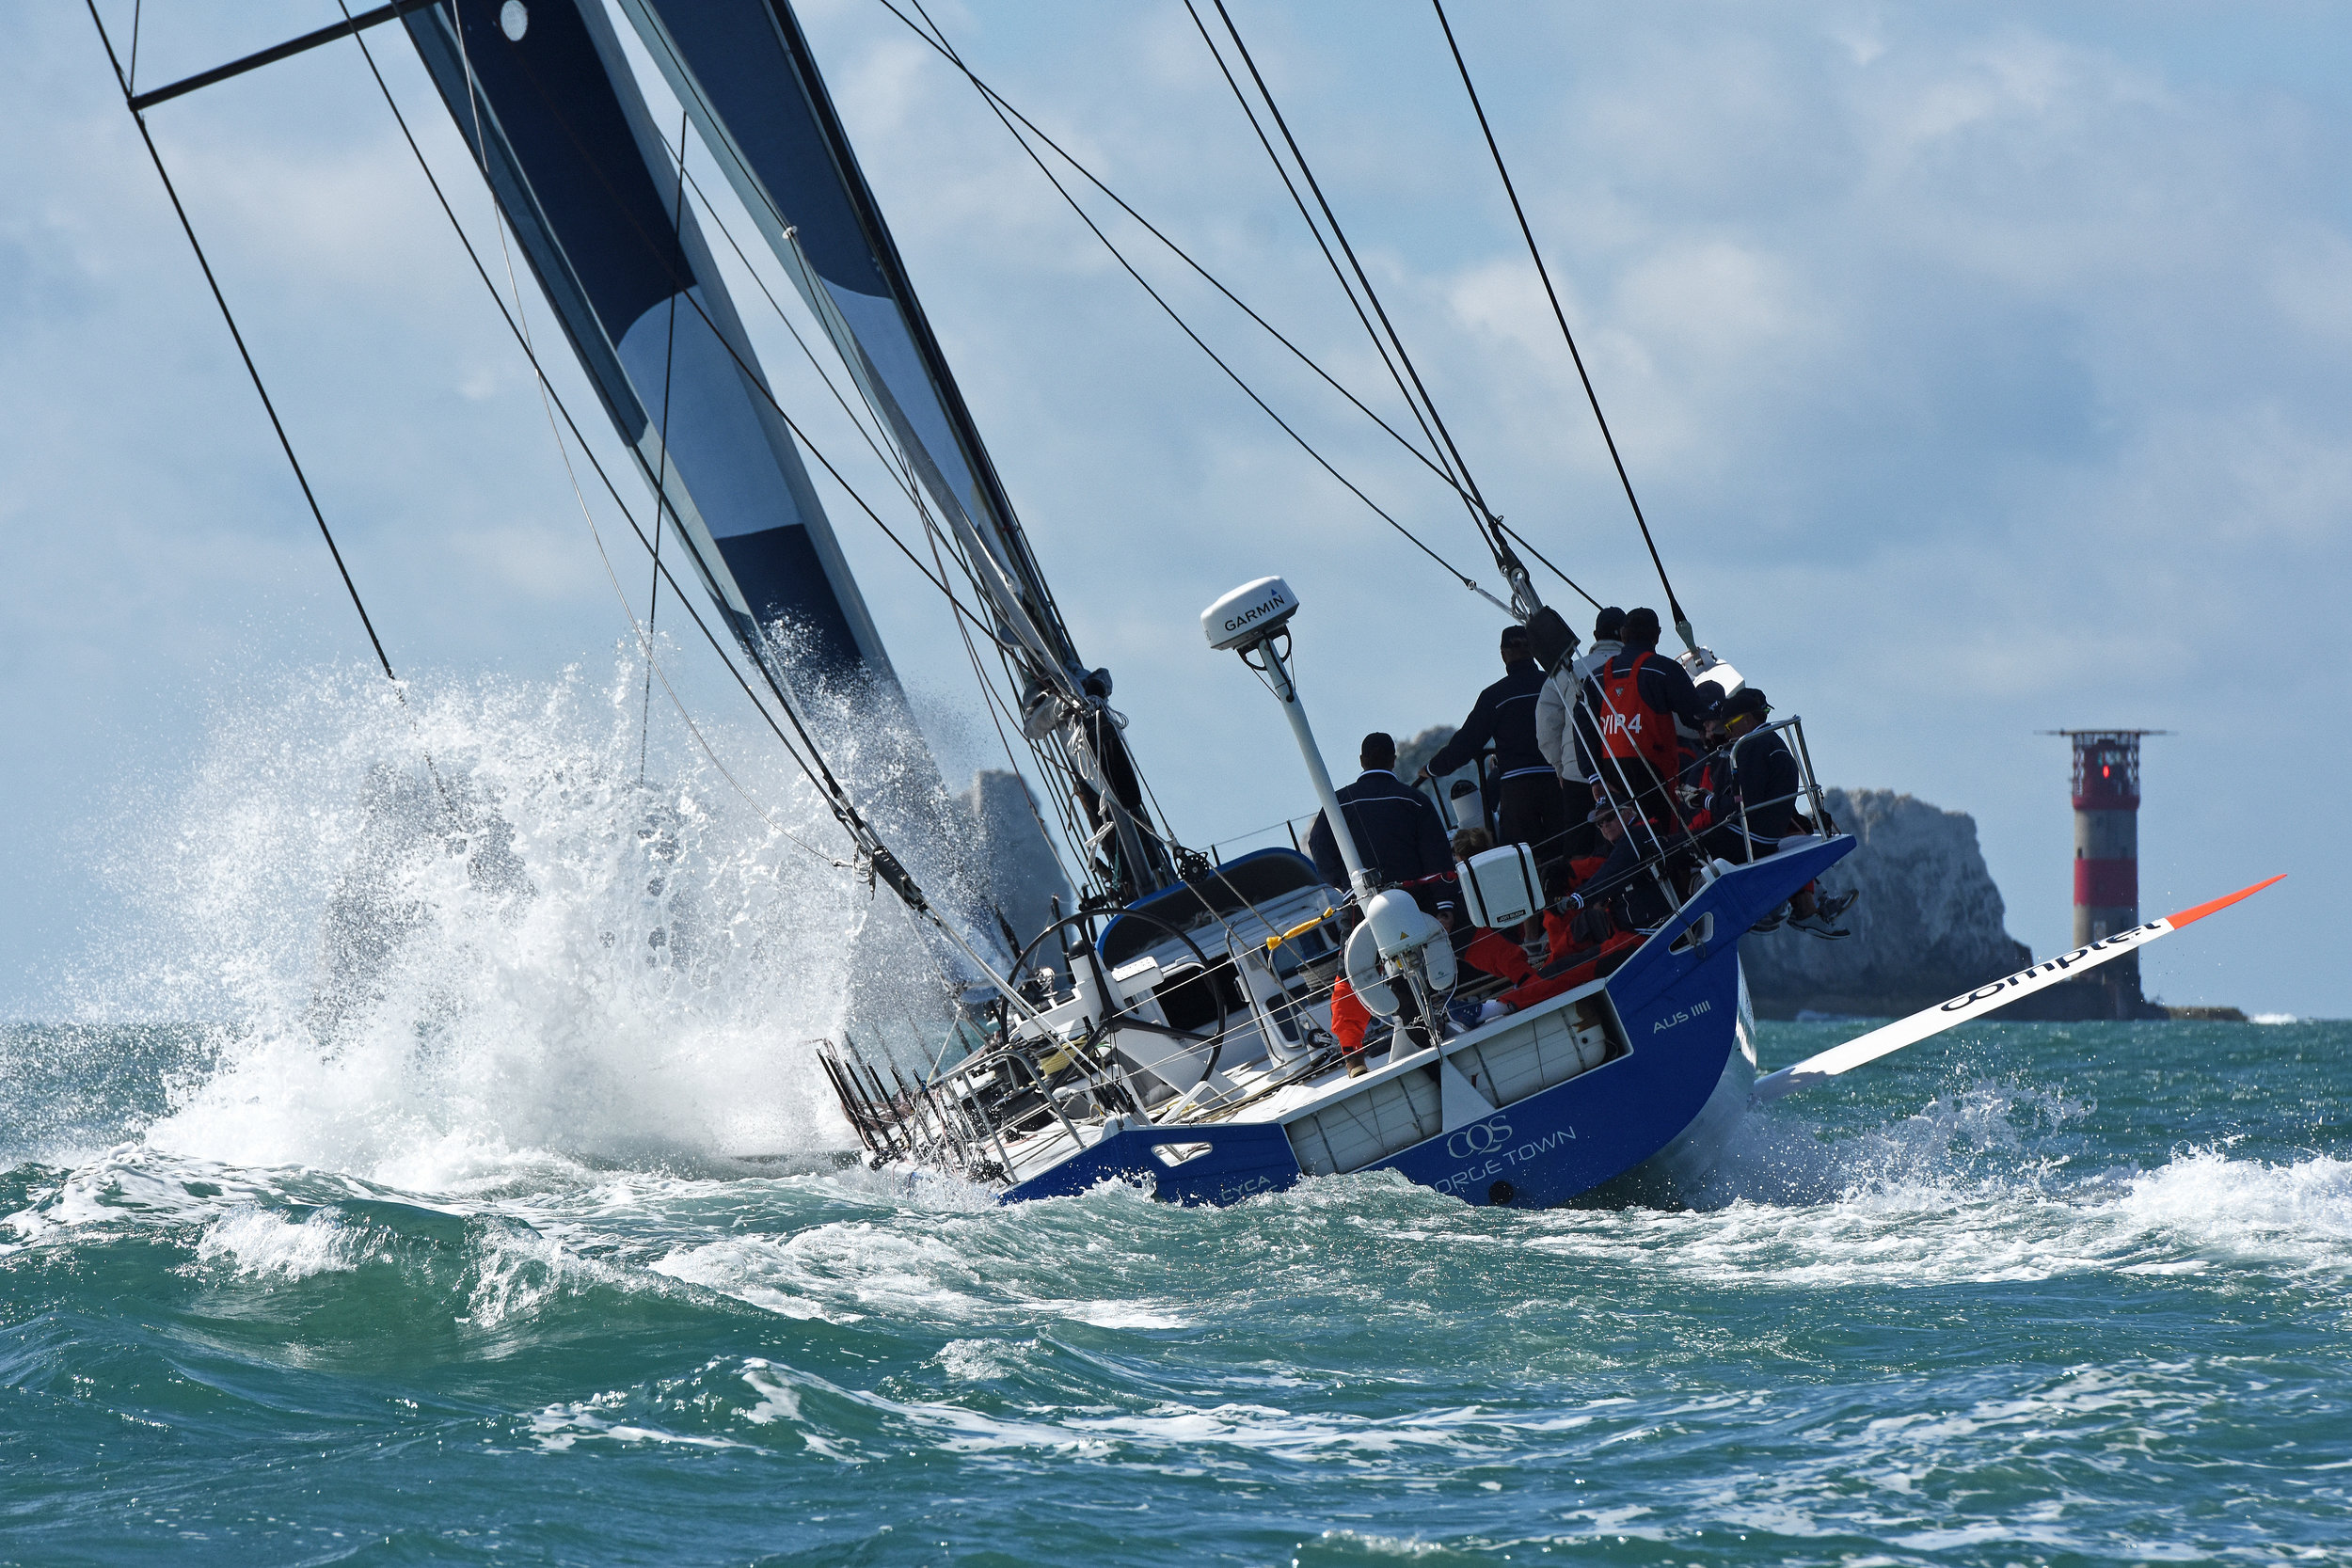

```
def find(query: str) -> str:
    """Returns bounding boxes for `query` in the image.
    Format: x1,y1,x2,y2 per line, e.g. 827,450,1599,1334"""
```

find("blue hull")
1005,837,1851,1209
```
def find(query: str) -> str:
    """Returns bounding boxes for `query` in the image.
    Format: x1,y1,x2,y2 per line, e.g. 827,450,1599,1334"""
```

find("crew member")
1701,689,1854,933
1538,607,1624,863
1701,689,1801,861
1421,625,1567,853
1308,732,1454,907
1536,606,1624,792
1583,607,1717,829
1311,733,1455,1074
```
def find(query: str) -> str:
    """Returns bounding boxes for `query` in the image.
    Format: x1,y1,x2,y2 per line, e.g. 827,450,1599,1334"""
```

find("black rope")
1492,518,1600,611
86,2,399,686
1174,0,1465,500
1431,0,1689,646
881,0,1589,602
882,0,1603,622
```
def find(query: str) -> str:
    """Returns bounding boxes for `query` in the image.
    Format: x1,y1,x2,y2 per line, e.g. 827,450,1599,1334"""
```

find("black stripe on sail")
712,525,866,675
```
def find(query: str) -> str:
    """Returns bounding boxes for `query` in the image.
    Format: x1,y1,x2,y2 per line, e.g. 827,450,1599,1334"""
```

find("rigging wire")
882,2,1505,613
876,16,1602,624
880,0,1430,487
1429,0,1690,646
1202,0,1526,602
874,0,1599,612
1172,0,1467,506
86,2,399,687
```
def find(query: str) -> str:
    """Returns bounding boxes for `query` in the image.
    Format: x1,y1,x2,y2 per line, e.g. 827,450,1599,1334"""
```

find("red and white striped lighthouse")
2046,729,2167,1017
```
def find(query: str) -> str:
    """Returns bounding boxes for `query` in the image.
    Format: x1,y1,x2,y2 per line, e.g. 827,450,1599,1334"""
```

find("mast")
613,0,1176,903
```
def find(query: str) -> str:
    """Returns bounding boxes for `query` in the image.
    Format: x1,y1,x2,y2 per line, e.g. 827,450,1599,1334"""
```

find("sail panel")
614,0,1176,896
616,0,1073,671
400,0,893,682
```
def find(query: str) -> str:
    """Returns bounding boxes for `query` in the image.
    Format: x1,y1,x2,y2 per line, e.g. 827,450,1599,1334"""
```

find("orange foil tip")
2166,874,2287,929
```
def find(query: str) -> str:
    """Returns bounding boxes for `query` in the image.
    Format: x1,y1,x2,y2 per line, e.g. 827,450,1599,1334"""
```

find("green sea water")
5,1016,2346,1567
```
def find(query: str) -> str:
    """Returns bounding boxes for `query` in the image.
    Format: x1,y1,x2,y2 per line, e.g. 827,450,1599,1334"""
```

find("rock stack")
1740,789,2031,1019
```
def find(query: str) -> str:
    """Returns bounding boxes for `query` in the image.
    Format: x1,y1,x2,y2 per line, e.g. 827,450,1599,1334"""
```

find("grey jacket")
1535,638,1621,783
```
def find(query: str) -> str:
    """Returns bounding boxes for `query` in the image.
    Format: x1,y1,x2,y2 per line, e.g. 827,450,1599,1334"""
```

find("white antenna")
1200,578,1373,902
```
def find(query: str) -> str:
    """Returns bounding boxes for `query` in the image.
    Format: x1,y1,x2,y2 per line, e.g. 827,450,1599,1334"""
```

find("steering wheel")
1008,907,1234,1100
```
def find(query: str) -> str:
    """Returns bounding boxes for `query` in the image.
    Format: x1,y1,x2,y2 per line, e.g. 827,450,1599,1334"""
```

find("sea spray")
45,653,993,1184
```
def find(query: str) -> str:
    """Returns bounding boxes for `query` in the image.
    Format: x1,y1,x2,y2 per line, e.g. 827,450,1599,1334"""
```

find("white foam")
1485,1079,2352,1293
739,1358,803,1423
2103,1148,2352,1271
647,1206,1194,1331
56,657,995,1193
193,1207,364,1279
523,1395,757,1454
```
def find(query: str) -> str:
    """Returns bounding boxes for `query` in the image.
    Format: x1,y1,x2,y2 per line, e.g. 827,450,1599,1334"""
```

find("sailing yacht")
95,1,2250,1210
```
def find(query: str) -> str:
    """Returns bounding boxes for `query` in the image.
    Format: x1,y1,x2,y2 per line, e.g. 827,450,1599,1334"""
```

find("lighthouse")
2045,729,2167,1018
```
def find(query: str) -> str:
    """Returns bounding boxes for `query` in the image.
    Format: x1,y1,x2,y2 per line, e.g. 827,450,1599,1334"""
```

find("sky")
5,1,2349,1018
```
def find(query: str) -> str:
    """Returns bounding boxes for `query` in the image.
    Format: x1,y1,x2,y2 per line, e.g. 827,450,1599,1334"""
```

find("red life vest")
1595,651,1678,775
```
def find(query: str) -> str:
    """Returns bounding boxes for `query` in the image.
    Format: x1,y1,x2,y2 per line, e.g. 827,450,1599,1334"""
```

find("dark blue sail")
400,0,895,687
614,0,1173,895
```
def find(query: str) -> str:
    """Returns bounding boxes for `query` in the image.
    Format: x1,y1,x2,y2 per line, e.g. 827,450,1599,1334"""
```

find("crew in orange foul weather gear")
1327,974,1372,1065
1584,607,1719,825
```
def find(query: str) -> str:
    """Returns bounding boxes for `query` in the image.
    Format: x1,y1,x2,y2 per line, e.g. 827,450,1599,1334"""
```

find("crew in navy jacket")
1421,624,1568,852
1308,732,1455,913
